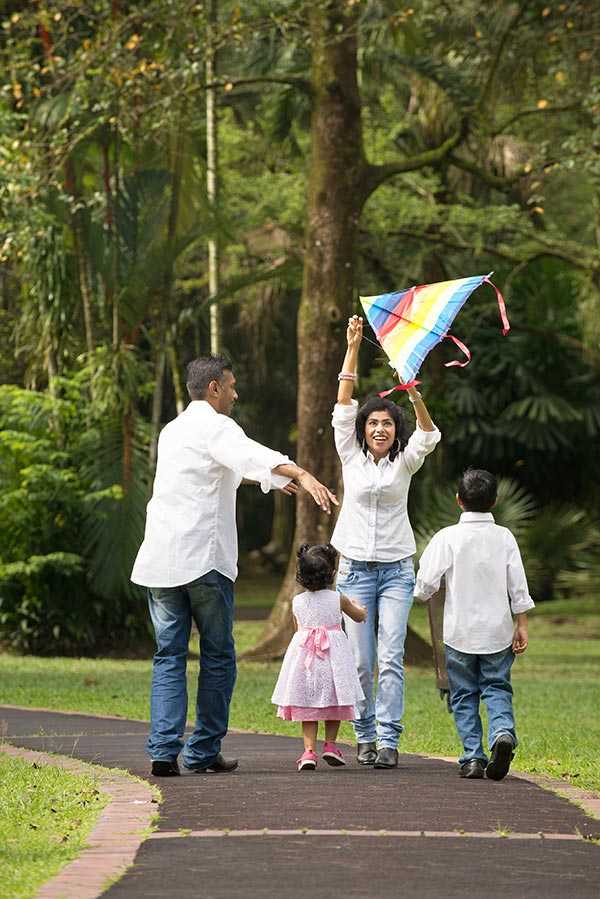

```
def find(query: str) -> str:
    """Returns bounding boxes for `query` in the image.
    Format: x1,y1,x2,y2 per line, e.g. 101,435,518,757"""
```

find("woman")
331,315,441,768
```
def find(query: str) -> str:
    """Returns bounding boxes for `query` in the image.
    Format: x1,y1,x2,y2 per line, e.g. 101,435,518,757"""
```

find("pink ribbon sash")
299,625,341,670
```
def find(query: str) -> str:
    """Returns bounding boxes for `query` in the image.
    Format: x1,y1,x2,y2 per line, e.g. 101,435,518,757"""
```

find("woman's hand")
346,315,363,350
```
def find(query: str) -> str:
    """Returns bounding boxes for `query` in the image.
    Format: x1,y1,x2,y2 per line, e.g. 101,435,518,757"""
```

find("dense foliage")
1,1,599,653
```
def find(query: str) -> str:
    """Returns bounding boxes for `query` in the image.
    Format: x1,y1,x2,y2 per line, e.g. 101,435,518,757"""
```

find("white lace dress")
271,589,364,721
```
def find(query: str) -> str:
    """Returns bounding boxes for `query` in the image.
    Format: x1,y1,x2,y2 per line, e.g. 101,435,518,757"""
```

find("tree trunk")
243,1,435,665
243,1,367,660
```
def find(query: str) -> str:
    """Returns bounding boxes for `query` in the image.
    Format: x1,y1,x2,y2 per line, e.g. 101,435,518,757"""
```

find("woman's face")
365,410,396,459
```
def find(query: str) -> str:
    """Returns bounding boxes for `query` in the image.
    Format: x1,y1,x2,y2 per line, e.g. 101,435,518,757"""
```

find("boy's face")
365,410,396,459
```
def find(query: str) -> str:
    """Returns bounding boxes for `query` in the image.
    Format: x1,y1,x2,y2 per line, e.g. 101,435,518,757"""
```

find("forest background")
1,0,599,660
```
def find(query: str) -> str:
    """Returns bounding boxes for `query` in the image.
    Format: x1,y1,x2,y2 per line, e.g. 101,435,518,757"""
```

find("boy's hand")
512,622,528,654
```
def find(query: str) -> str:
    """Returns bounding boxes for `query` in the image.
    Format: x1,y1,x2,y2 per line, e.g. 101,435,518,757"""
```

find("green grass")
1,599,599,796
0,754,108,899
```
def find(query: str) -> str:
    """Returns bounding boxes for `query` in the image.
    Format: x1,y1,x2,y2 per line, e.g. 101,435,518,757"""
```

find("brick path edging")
0,743,158,899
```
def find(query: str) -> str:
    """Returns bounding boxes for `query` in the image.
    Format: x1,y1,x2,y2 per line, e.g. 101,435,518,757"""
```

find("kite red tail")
484,275,510,335
444,333,471,368
378,380,421,398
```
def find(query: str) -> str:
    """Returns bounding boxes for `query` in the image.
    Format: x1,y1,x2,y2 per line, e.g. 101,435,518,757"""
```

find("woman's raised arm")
337,315,363,405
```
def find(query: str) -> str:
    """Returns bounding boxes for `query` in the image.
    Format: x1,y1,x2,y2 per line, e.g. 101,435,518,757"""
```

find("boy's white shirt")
414,512,534,654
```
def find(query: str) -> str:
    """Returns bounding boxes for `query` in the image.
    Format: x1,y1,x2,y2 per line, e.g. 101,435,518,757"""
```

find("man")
131,354,337,776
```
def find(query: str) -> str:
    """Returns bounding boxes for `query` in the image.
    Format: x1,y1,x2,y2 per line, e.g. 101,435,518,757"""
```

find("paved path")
2,706,599,898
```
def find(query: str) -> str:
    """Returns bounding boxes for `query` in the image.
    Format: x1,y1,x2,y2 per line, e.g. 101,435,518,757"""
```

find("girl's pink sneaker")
322,742,346,767
297,749,318,772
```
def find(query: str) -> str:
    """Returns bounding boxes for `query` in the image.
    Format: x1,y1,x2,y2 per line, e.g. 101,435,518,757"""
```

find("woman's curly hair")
296,543,338,592
355,396,410,461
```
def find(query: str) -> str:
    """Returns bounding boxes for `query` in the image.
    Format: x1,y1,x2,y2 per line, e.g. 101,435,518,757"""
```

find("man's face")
211,369,238,415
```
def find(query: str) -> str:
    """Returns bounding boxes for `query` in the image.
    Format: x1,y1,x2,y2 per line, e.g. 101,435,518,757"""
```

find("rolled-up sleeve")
332,400,361,465
209,420,291,493
402,424,441,475
414,531,451,602
506,533,535,614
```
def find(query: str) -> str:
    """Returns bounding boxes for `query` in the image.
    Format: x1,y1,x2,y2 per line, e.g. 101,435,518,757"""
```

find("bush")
0,384,150,654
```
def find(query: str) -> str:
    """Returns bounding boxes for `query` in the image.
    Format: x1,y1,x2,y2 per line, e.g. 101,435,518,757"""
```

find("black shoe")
151,759,180,777
374,747,398,769
459,759,486,779
486,735,514,781
356,742,377,766
184,753,239,774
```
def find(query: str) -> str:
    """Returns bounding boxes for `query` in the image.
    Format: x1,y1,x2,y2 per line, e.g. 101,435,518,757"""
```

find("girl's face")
365,410,396,460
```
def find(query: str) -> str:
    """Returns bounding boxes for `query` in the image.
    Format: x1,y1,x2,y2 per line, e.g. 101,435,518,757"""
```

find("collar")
459,512,495,523
365,450,392,466
187,400,218,415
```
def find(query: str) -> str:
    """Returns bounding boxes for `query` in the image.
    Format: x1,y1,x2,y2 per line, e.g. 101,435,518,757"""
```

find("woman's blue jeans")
445,644,517,765
337,557,415,749
146,570,236,768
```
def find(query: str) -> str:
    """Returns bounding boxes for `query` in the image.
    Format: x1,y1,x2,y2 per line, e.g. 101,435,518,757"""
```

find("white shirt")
414,512,535,654
131,401,291,587
330,400,441,561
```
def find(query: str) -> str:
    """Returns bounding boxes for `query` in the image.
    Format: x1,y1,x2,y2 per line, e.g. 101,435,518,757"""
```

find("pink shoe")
297,750,318,772
322,742,346,767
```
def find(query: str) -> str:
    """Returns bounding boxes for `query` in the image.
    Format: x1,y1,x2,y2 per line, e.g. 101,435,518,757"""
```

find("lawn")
0,753,108,899
1,597,599,793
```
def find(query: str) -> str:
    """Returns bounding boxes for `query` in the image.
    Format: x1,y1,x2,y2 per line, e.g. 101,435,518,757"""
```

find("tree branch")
448,152,525,190
364,128,465,195
386,228,598,273
493,104,580,136
478,3,528,113
204,76,311,93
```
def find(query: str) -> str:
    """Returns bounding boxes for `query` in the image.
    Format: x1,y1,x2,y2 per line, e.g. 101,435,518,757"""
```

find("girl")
271,543,367,771
332,315,441,768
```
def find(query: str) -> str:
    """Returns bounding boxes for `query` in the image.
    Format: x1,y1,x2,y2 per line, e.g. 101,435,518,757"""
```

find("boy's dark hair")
458,468,497,512
186,355,232,400
296,543,338,592
355,396,410,461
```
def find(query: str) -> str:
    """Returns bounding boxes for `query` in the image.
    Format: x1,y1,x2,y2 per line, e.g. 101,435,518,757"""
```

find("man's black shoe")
373,747,398,769
486,735,514,781
356,742,377,766
459,759,486,779
151,759,180,777
184,753,239,774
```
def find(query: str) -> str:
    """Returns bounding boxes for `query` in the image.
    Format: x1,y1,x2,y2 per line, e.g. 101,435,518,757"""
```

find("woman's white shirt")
330,400,441,562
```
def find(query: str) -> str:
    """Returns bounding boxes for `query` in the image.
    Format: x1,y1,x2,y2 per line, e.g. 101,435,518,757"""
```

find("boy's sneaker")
297,749,318,772
322,742,346,767
459,759,486,779
486,735,515,781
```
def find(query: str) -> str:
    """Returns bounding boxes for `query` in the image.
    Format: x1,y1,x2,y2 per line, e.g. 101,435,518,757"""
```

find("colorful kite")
359,272,509,396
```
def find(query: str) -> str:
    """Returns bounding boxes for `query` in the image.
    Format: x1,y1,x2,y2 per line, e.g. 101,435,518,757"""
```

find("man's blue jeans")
337,557,414,749
445,644,517,765
146,570,236,768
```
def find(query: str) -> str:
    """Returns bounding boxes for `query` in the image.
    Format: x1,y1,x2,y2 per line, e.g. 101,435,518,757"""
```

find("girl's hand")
346,315,363,350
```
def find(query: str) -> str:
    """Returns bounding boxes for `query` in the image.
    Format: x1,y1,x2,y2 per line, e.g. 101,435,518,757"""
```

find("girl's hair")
355,396,410,461
296,543,338,592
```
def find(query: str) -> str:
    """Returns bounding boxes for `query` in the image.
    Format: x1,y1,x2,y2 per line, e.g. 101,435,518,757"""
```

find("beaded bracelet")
338,372,357,381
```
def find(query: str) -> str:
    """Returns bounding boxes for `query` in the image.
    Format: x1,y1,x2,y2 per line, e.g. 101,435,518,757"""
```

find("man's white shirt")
330,400,441,561
414,512,535,654
131,401,291,587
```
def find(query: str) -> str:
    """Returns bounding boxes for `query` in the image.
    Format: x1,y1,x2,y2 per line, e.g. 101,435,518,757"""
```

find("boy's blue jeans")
146,570,236,768
337,557,414,749
445,644,517,766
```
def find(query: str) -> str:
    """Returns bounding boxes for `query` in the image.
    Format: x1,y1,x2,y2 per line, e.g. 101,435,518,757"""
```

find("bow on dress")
299,626,335,670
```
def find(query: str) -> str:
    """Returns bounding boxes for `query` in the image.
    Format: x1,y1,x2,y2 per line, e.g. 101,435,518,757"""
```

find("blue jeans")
445,644,517,765
337,557,415,749
146,570,236,768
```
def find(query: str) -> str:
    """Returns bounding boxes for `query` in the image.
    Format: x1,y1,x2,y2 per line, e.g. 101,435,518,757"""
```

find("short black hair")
355,396,410,460
186,355,232,400
458,468,497,512
296,543,338,592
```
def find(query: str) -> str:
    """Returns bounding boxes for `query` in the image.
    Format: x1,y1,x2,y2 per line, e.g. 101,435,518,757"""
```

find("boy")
414,468,534,781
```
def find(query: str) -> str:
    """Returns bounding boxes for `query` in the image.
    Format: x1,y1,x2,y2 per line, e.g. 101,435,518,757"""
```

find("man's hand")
279,481,298,496
297,470,338,514
512,622,528,654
